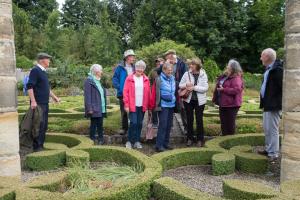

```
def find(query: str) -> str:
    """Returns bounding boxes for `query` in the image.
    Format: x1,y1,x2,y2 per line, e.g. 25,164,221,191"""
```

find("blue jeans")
128,107,145,143
33,104,49,150
156,107,174,149
90,117,104,141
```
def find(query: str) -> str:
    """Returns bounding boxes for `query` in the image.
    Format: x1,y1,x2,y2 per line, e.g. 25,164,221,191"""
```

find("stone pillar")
281,0,300,181
0,0,21,177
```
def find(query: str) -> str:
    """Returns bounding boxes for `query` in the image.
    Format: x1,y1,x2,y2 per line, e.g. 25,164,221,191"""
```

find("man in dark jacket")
112,49,136,135
259,48,283,160
27,53,60,151
163,49,188,131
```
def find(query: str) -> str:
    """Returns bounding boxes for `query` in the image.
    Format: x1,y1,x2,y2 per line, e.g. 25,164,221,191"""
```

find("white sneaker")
134,142,143,149
125,141,132,149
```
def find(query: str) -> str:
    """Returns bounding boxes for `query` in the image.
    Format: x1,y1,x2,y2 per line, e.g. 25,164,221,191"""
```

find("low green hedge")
44,142,69,150
45,133,93,149
66,149,90,167
15,188,66,200
229,145,252,153
25,150,66,171
212,153,235,175
234,152,268,174
25,172,66,192
0,189,15,200
223,179,278,200
153,177,221,200
151,148,223,170
280,179,300,198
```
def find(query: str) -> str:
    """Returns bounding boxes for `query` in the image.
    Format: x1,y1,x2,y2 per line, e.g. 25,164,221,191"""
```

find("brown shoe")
197,140,205,148
186,139,193,147
257,150,268,156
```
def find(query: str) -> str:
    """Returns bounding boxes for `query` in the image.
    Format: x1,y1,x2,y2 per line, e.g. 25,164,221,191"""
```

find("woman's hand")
187,86,194,91
88,110,93,114
217,85,224,92
125,107,129,113
186,82,193,87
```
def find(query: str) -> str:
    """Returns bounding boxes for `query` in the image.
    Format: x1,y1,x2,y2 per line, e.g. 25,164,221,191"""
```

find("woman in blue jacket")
84,64,107,145
152,61,176,152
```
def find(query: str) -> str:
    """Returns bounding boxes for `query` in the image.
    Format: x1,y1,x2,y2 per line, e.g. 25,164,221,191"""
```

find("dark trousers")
219,107,240,135
156,107,174,149
179,100,188,130
184,100,205,141
118,96,128,131
33,104,49,150
128,107,145,144
90,117,104,141
152,110,158,125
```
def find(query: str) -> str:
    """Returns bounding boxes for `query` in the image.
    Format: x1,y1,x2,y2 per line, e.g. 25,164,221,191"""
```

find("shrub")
223,179,278,200
136,39,196,73
16,55,33,69
212,153,235,176
203,58,222,82
153,177,221,200
66,150,90,167
243,72,263,91
229,145,252,153
280,179,300,197
234,152,268,174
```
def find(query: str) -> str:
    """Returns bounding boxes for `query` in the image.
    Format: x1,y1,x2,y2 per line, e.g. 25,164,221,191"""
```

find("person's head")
261,48,276,67
164,49,177,64
225,59,243,77
90,64,103,80
162,60,173,77
187,58,202,72
37,53,52,68
124,49,136,64
135,60,146,77
155,58,164,68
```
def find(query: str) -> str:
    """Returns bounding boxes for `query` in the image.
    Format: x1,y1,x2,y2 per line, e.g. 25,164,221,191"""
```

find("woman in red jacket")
212,59,244,135
123,60,151,149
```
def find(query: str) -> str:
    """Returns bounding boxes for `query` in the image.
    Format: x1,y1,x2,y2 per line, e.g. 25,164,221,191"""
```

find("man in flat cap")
112,49,136,135
27,53,60,151
163,49,188,132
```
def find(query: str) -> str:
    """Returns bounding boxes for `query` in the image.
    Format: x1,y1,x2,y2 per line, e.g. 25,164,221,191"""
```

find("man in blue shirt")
258,48,283,161
27,53,60,151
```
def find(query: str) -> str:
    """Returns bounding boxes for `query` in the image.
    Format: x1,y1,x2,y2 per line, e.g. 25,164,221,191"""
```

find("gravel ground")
163,164,280,197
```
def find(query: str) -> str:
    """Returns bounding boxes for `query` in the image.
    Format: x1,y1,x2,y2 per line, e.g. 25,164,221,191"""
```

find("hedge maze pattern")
1,133,297,200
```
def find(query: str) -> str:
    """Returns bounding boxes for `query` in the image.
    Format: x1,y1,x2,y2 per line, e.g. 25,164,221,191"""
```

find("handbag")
146,113,155,140
178,72,192,99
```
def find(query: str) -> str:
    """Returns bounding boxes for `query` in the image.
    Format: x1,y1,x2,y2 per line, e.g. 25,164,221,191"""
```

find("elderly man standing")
163,50,188,132
27,53,60,152
259,48,283,161
112,49,136,135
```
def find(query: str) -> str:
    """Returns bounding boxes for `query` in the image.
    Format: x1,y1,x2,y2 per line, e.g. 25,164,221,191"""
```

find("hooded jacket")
112,61,135,97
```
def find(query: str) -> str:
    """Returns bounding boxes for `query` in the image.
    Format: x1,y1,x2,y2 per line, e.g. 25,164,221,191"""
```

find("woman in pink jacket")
212,59,244,135
123,60,150,149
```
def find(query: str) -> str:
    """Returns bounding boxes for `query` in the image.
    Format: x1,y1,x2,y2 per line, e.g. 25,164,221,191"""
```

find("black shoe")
186,139,193,147
257,150,268,156
164,146,173,150
155,147,166,152
33,147,43,152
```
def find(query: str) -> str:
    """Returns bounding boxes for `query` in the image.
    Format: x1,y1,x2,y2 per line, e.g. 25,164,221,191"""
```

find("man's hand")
31,101,37,109
125,107,129,113
52,96,60,103
88,110,93,114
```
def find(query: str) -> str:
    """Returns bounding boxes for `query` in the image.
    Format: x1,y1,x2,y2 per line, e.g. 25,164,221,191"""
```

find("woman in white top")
179,58,209,147
123,60,151,149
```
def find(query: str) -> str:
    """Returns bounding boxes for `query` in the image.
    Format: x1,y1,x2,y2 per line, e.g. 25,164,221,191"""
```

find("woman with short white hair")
123,60,151,149
84,64,107,145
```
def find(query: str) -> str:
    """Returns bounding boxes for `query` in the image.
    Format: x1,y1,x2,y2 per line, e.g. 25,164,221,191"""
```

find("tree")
13,0,58,29
107,0,143,47
61,0,103,29
12,4,33,58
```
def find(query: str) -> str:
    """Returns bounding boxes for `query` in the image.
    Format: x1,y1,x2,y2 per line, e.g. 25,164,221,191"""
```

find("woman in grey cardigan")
84,64,107,145
179,58,208,147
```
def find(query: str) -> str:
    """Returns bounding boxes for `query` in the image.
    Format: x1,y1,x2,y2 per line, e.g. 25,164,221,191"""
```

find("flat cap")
164,49,176,57
37,52,52,60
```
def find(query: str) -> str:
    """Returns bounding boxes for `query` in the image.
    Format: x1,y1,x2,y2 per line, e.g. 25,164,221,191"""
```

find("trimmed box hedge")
0,189,15,200
229,145,252,153
223,179,278,200
153,177,221,200
25,150,66,171
234,152,268,174
212,153,235,175
151,148,223,170
280,179,300,198
66,149,90,167
44,142,69,150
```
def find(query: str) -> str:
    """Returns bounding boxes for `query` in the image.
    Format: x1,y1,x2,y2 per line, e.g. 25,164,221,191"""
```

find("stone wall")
0,0,21,177
281,0,300,181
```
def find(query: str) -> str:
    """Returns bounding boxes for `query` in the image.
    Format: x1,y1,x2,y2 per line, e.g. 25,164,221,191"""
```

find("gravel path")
163,165,280,197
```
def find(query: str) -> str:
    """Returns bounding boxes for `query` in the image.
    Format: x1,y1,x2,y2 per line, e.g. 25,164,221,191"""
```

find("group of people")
26,47,282,160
